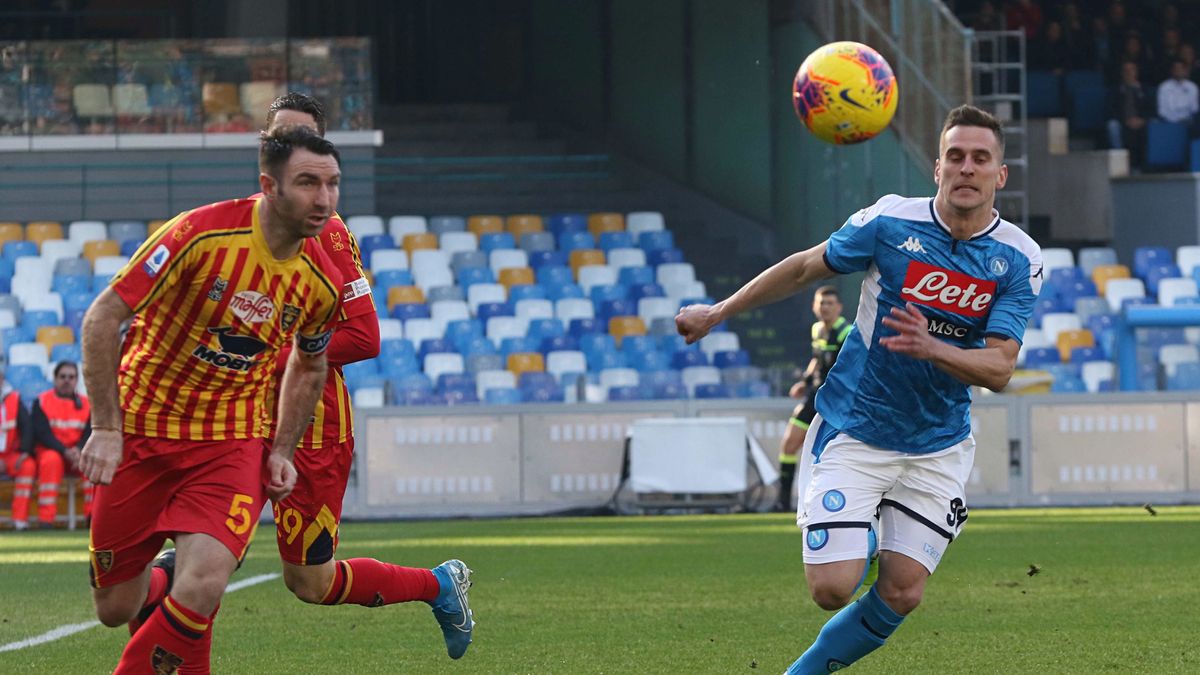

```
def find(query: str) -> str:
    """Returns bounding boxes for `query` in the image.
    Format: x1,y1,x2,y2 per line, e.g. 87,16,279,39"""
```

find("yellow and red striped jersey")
111,197,342,441
262,213,377,449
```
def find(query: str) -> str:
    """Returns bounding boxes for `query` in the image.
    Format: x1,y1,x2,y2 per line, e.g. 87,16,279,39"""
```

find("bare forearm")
926,342,1015,392
271,352,328,460
81,299,129,429
712,243,835,323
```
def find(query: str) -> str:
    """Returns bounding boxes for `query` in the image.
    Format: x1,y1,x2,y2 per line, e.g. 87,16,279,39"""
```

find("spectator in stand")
1006,0,1044,40
1180,43,1200,87
1091,17,1113,74
1107,2,1133,53
30,361,92,528
1154,28,1185,82
1030,21,1072,74
1158,59,1200,135
971,1,1003,32
1059,2,1096,70
1108,60,1154,170
0,365,35,531
1111,33,1152,85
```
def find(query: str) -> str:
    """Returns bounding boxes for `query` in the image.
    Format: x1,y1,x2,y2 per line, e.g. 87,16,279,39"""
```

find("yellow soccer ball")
792,41,899,145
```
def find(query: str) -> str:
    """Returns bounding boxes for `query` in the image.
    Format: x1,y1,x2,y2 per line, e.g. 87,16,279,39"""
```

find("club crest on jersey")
988,256,1009,277
93,549,114,572
151,646,184,674
207,276,228,302
229,290,275,324
900,261,995,317
143,244,170,278
280,304,301,331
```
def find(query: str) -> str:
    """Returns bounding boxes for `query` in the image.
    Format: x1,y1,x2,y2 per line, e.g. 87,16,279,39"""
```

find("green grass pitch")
2,507,1199,673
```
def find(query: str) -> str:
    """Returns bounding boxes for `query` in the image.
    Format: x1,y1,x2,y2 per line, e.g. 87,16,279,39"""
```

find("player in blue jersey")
676,105,1041,674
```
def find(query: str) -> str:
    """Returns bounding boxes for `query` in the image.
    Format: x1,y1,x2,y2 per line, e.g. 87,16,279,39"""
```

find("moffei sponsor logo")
228,290,275,323
900,261,996,317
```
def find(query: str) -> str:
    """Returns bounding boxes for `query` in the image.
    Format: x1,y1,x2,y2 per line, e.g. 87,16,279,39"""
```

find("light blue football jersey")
816,194,1043,453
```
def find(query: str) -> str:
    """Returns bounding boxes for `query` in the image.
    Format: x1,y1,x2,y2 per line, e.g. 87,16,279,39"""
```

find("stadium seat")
391,303,431,322
370,249,407,273
1050,374,1087,393
1159,279,1199,308
1080,361,1115,393
1146,120,1188,169
485,315,526,342
657,263,696,288
699,332,739,356
0,222,22,247
41,239,82,265
547,213,587,236
388,215,428,241
1177,246,1200,278
1069,346,1103,363
507,352,545,378
607,248,647,270
439,231,478,254
569,249,605,277
1159,344,1199,377
49,342,81,364
546,350,588,378
598,231,634,252
424,353,465,384
514,298,554,322
467,215,503,237
456,266,495,289
387,285,425,309
626,212,665,235
1133,246,1174,281
402,233,438,257
558,231,595,254
436,372,476,396
353,387,386,408
481,233,517,253
1040,248,1075,274
506,214,544,240
431,300,471,327
81,240,119,265
637,230,675,252
24,222,62,249
519,231,556,253
1167,362,1200,391
3,240,37,262
509,285,545,302
451,250,488,275
428,215,466,235
497,265,535,290
1024,347,1061,368
1078,247,1118,276
67,220,108,247
1026,70,1063,117
426,285,464,303
1104,279,1146,312
1144,264,1182,296
346,215,385,239
567,318,603,339
579,267,619,295
587,212,624,237
606,385,645,402
1067,83,1106,132
467,284,507,314
8,342,50,368
1040,313,1081,344
407,319,445,350
120,240,141,257
555,297,595,324
476,369,518,399
1092,264,1130,295
35,326,73,354
671,350,709,369
92,255,127,277
378,321,405,342
1056,329,1094,362
608,316,646,347
713,350,752,368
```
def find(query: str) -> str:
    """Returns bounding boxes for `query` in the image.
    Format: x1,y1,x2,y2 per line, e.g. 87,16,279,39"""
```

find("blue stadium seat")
620,335,657,354
392,372,434,393
1167,362,1200,391
429,215,466,235
2,240,37,262
394,388,434,406
655,381,688,400
528,318,565,341
62,290,96,312
1024,347,1061,368
518,372,557,391
50,343,82,363
1048,267,1085,286
20,310,58,334
713,350,752,368
1058,279,1098,308
540,335,579,354
522,384,564,403
456,266,495,288
92,274,115,292
18,380,46,407
484,387,523,404
529,250,567,269
544,283,584,301
436,373,475,395
6,364,47,389
617,266,655,286
695,383,731,399
445,319,485,350
1069,346,1104,363
536,265,573,287
671,350,709,369
1138,327,1186,348
1145,264,1182,295
547,213,587,236
579,333,617,355
52,274,91,295
1068,83,1106,132
1133,244,1173,278
657,334,692,354
520,231,556,253
628,283,665,302
1146,120,1188,169
391,303,431,321
590,284,628,304
637,230,675,252
452,335,492,358
1026,70,1063,117
359,234,395,262
476,302,513,322
735,381,771,398
647,248,685,266
120,240,142,257
568,318,604,338
509,284,546,302
0,260,11,294
63,309,86,334
451,250,487,273
1032,298,1062,326
480,232,516,252
379,356,419,378
597,299,635,323
557,231,595,253
500,336,539,357
1,327,31,347
442,388,480,406
627,349,672,372
380,338,416,361
418,338,456,362
1050,375,1087,393
586,350,624,372
598,231,633,251
374,269,414,289
607,385,644,402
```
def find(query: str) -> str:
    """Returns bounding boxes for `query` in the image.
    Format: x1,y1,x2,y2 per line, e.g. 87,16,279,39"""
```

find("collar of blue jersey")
927,198,1001,240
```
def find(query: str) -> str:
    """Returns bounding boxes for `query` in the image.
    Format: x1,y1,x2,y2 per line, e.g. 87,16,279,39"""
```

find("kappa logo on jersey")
900,261,996,317
207,276,228,302
280,304,301,331
192,327,268,371
228,290,276,324
143,244,171,277
896,236,926,253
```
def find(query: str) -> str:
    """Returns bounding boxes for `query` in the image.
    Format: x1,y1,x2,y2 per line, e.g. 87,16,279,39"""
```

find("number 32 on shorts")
226,493,255,535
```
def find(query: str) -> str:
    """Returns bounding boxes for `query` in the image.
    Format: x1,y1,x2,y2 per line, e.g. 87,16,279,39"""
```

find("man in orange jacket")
0,365,35,530
30,361,92,527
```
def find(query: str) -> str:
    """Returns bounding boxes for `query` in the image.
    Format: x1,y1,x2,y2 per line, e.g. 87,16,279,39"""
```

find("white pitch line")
0,572,280,653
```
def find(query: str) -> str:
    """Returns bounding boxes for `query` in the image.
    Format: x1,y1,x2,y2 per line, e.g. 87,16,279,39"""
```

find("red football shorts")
89,435,269,588
273,438,354,566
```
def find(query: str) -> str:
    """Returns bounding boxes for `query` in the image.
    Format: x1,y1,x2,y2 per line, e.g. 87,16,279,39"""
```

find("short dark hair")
941,104,1005,156
54,361,77,377
267,92,326,136
259,125,340,178
815,285,840,301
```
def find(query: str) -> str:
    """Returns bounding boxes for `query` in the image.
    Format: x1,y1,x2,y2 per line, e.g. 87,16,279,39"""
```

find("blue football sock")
786,585,905,674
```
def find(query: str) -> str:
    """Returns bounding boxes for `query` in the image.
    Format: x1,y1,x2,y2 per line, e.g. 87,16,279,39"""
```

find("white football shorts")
795,413,974,573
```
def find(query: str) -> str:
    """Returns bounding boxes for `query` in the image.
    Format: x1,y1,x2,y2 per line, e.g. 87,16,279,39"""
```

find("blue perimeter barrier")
1116,305,1200,391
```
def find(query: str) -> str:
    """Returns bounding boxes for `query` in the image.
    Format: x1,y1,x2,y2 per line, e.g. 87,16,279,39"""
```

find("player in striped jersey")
79,125,344,674
262,93,474,659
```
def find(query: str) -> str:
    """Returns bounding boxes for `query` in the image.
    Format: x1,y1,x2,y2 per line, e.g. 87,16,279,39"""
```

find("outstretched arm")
879,303,1019,392
675,241,837,345
79,288,135,484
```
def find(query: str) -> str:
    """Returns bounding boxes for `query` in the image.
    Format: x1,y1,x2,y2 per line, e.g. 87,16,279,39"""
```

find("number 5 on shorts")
226,493,254,535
